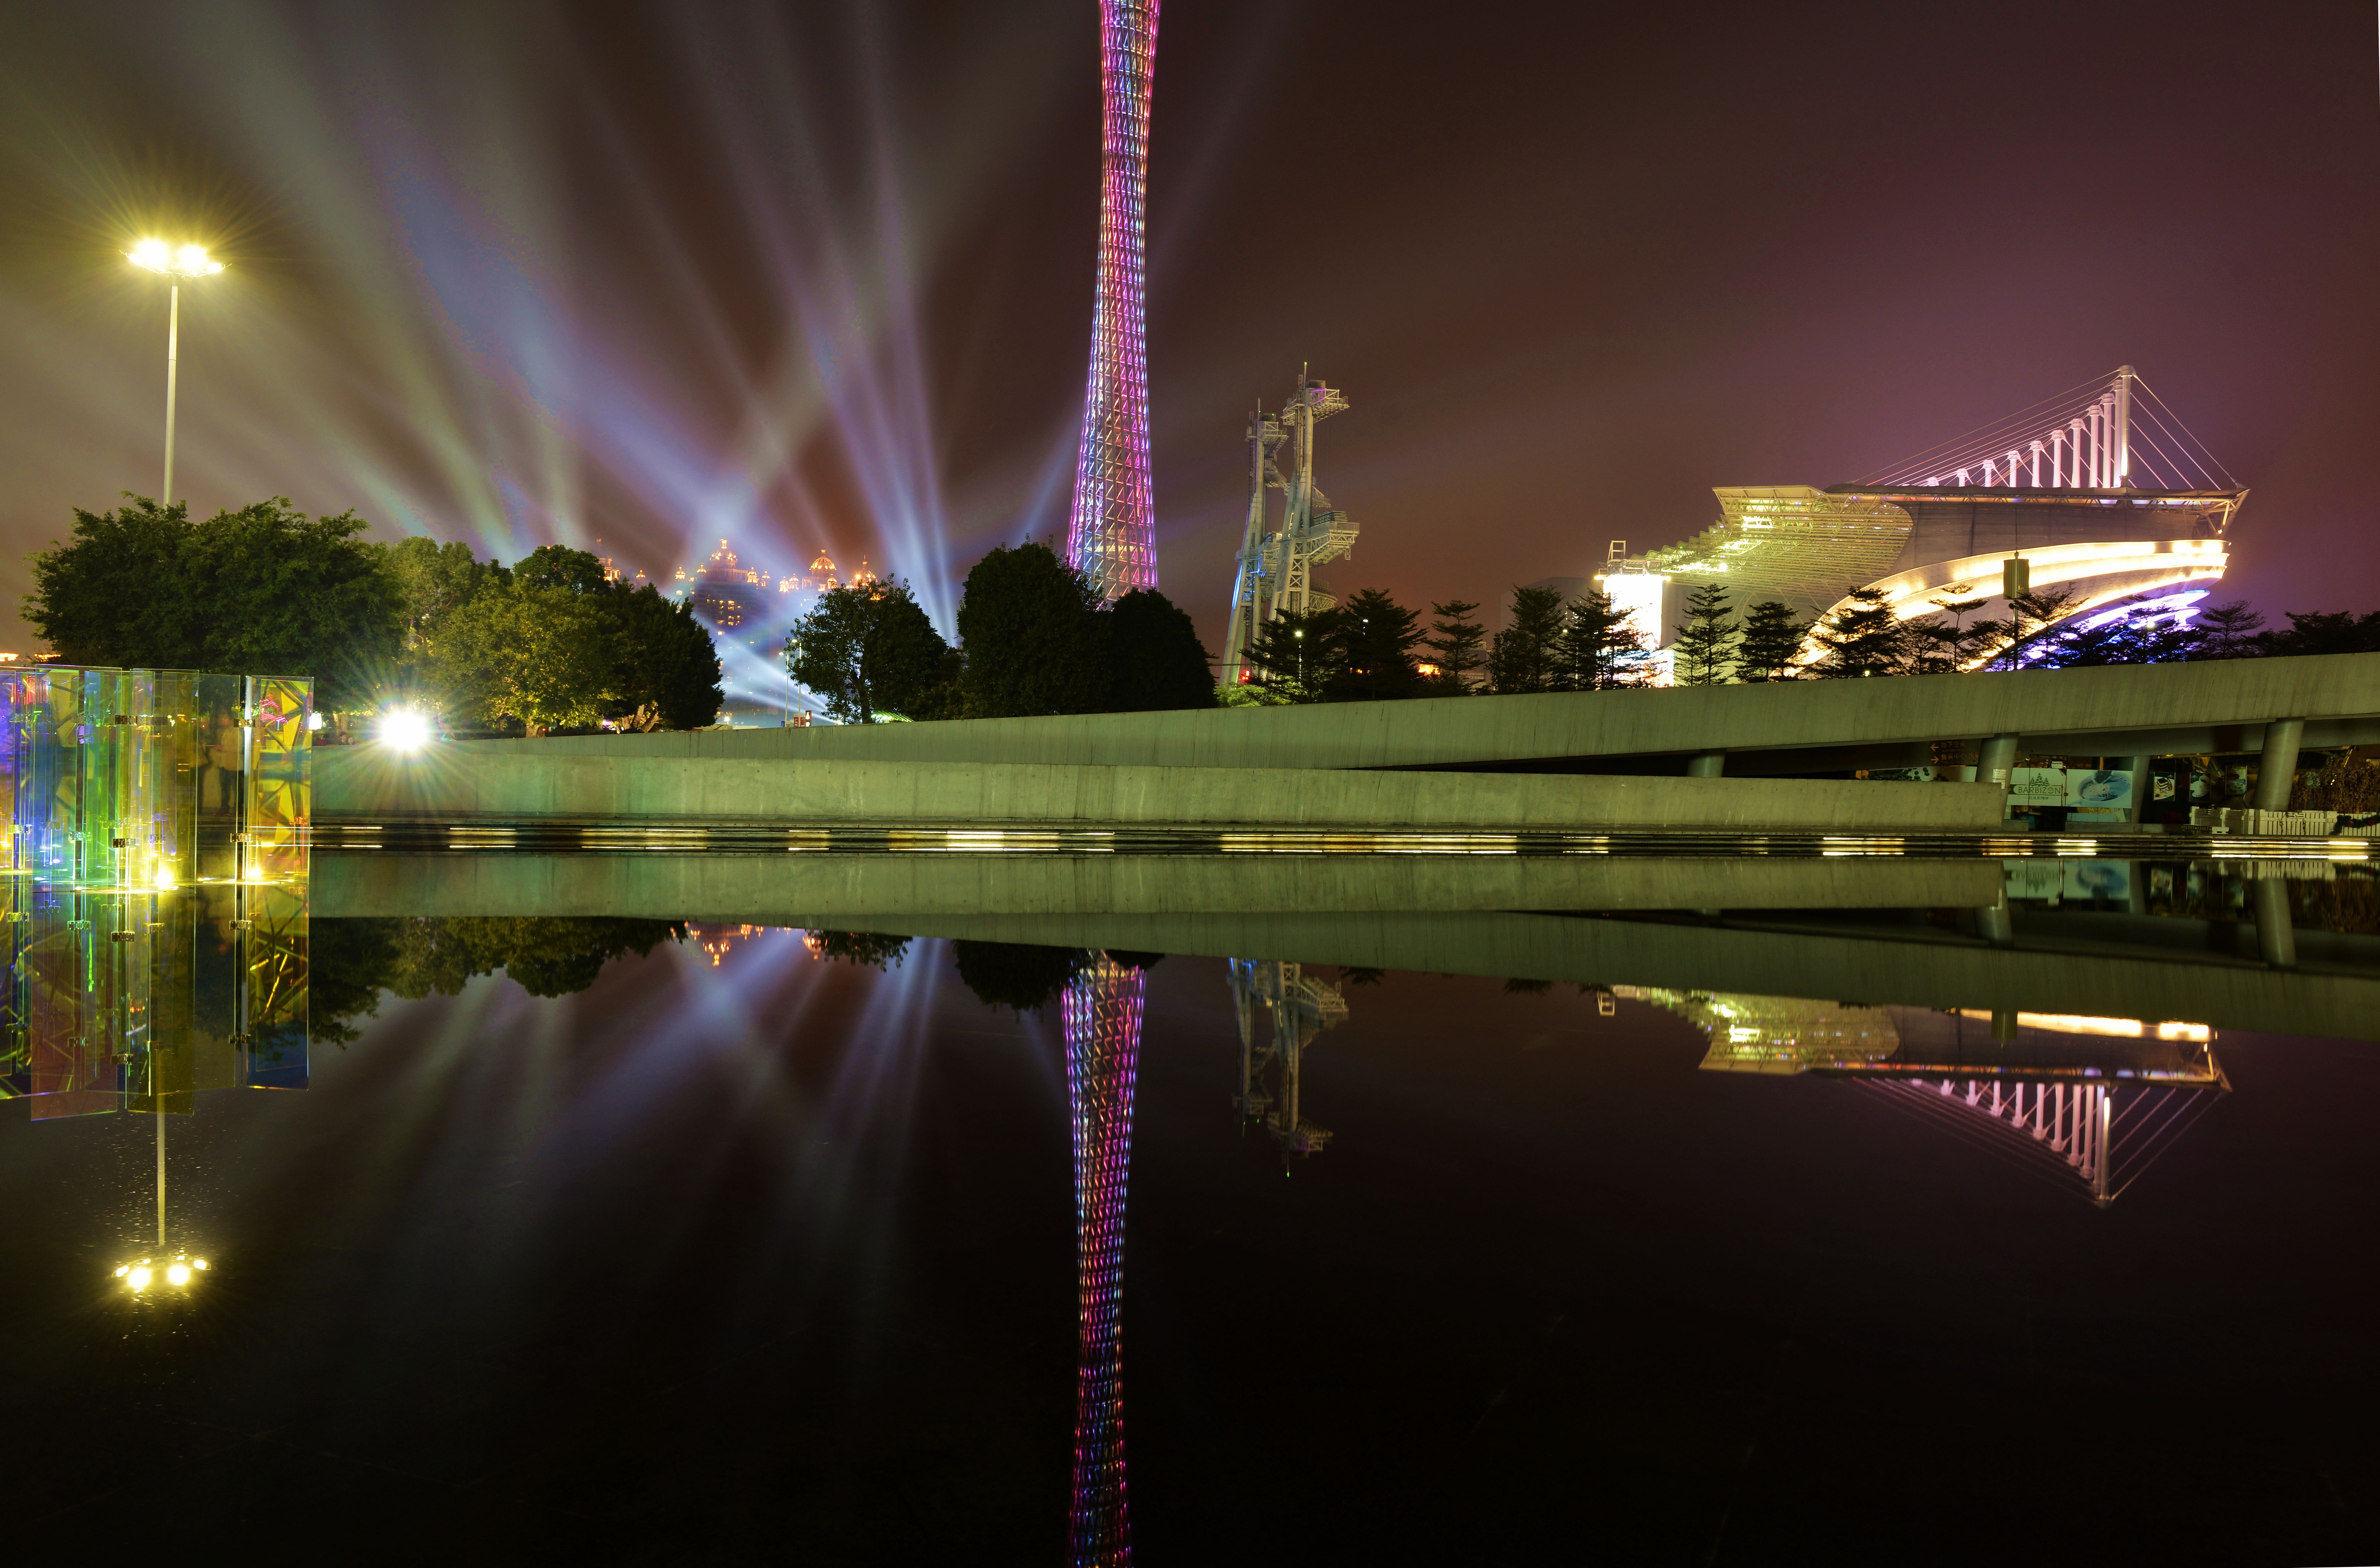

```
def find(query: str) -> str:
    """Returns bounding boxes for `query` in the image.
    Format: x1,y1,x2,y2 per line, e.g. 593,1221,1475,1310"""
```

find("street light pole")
163,281,180,504
128,239,223,507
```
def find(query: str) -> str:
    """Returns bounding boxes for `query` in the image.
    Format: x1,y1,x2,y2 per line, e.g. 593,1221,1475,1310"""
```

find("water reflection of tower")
1228,960,1349,1157
1064,953,1144,1567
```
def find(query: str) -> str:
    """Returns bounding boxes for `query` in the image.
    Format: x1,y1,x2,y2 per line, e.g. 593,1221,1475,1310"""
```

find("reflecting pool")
7,845,2380,1561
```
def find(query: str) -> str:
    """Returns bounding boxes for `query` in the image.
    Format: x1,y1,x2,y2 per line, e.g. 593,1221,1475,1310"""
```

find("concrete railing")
315,748,2006,832
444,651,2380,773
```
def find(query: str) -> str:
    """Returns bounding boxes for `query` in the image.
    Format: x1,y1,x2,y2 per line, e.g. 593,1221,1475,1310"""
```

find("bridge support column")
2253,719,2305,812
1686,751,1726,778
1977,904,2013,946
2254,875,2297,969
1978,734,2021,785
2114,754,2150,827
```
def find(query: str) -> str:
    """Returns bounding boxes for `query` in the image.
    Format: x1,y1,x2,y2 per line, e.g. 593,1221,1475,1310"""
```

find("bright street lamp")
127,239,224,506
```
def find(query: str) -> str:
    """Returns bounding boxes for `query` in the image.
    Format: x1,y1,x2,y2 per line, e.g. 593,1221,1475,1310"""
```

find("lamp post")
127,239,223,506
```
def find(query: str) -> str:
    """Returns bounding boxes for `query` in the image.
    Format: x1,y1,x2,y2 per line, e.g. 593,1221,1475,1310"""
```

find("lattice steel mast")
1065,0,1162,602
1219,368,1359,685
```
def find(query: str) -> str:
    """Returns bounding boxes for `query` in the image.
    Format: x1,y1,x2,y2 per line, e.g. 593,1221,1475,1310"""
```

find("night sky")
0,0,2372,652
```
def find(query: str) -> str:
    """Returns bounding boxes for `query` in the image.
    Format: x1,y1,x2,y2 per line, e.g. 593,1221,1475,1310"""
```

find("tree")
787,580,949,724
611,583,723,729
1907,588,1988,675
388,536,494,656
1487,585,1568,693
439,578,620,730
2259,609,2380,657
24,496,405,711
2190,600,2265,660
1325,588,1424,702
1422,600,1487,693
1245,607,1336,701
1556,589,1648,690
953,941,1085,1013
1976,588,2081,670
1736,600,1810,681
956,542,1109,718
1104,589,1219,711
1669,583,1736,686
1808,588,1909,678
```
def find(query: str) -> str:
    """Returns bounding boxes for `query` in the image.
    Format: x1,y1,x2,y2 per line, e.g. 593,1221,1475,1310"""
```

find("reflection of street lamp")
127,239,224,505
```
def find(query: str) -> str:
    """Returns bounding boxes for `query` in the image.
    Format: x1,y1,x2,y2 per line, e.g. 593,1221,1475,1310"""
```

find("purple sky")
0,0,2371,651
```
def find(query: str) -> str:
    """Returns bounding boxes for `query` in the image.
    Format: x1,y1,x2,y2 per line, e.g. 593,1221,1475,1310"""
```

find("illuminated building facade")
1593,369,2243,671
1066,0,1161,604
1064,954,1143,1566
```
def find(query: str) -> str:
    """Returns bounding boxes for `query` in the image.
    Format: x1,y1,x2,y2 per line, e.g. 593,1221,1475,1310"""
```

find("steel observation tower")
1065,0,1162,602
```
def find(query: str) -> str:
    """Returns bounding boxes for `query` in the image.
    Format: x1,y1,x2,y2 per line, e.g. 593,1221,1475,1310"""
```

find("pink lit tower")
1064,953,1145,1566
1065,1,1162,601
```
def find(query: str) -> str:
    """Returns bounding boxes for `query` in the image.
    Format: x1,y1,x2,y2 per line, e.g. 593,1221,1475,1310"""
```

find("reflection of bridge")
1626,988,2229,1204
1228,960,1349,1156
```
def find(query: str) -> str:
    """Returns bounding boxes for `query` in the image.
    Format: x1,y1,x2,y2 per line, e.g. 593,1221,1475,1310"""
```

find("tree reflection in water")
311,917,688,1039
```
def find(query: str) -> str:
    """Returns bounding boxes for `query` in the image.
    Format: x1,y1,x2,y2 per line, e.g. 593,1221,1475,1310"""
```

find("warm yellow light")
193,1257,208,1270
166,1263,193,1287
155,866,176,890
126,1266,153,1291
114,1264,130,1278
128,239,223,277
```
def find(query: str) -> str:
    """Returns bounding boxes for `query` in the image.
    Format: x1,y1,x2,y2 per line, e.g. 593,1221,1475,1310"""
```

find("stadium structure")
1599,367,2244,670
1218,369,1361,686
1621,985,2228,1207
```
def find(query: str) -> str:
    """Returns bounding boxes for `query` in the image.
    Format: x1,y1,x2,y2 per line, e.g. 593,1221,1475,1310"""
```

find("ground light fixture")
126,238,224,505
115,1253,207,1293
379,707,435,752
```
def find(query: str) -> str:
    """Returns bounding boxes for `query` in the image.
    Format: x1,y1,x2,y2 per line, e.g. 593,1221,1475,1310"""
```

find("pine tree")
1736,600,1810,681
1487,585,1568,693
1809,587,1910,678
1556,589,1649,691
1669,583,1736,685
1246,607,1337,701
1422,599,1487,693
2191,600,2266,660
1907,588,1988,674
1326,588,1425,701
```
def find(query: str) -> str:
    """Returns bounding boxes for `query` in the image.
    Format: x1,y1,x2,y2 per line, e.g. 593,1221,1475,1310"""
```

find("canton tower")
1065,0,1161,601
1064,953,1145,1566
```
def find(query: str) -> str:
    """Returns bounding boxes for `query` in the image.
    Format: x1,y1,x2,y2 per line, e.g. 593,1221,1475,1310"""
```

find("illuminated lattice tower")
1064,954,1144,1566
1065,0,1161,602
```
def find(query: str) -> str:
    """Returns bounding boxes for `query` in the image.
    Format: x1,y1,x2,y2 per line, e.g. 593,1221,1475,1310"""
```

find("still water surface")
6,851,2379,1563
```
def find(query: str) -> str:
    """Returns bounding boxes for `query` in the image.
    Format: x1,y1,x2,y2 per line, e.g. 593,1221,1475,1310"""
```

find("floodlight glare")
380,708,434,752
126,1266,153,1291
166,1263,192,1287
130,237,172,271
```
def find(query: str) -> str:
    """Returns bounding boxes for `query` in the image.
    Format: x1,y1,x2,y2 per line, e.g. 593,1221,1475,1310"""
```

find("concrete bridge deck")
424,652,2380,773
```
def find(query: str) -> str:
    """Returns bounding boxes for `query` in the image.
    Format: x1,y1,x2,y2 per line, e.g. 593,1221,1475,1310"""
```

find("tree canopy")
1103,589,1219,712
956,542,1110,718
25,496,404,710
786,580,950,724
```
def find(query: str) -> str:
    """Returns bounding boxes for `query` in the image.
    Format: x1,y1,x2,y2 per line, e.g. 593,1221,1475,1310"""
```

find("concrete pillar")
2253,719,2304,812
1978,734,2021,785
1686,751,1726,778
1976,905,2013,945
2114,754,2149,827
2253,875,2297,969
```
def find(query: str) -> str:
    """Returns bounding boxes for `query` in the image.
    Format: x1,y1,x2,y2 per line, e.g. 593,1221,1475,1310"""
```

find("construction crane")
1219,367,1361,687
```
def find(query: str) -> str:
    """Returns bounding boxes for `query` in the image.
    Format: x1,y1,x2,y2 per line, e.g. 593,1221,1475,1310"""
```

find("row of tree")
786,541,1216,721
24,497,723,731
1230,576,2380,701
